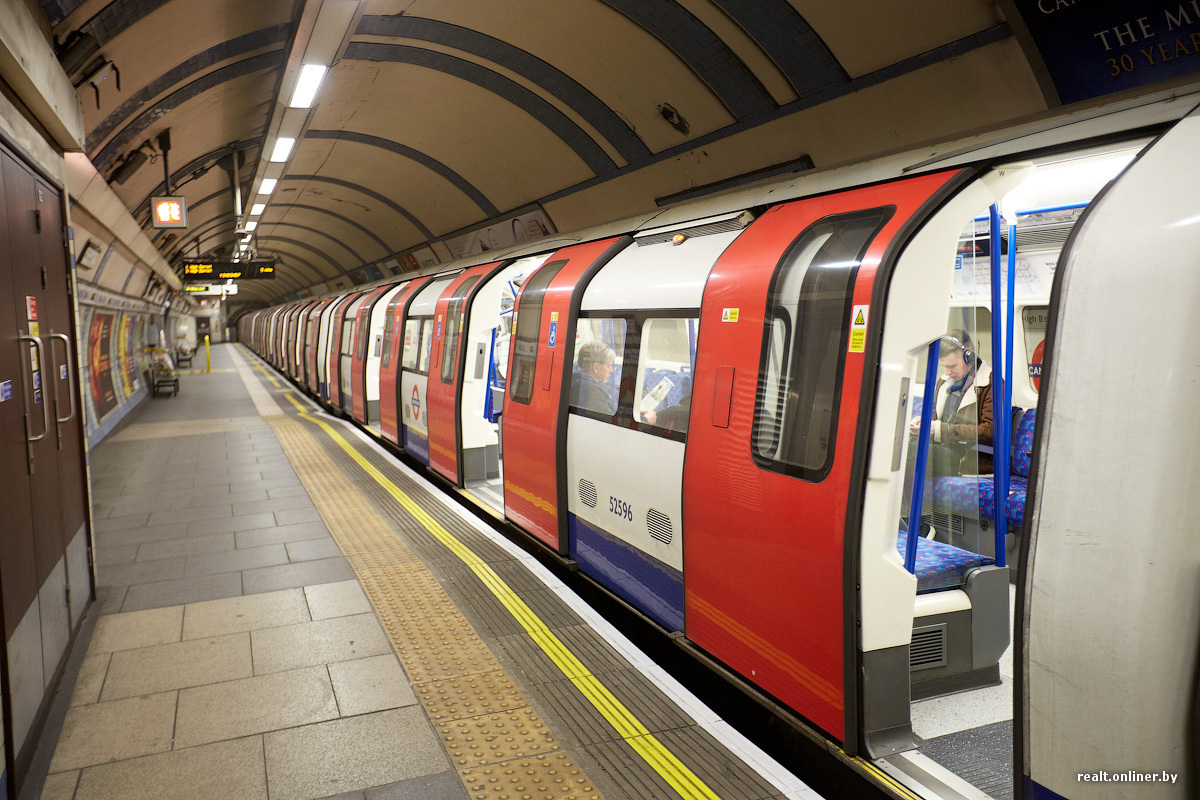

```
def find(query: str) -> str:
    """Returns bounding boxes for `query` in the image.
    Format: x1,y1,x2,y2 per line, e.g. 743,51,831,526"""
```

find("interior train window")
419,319,435,373
570,316,627,420
1022,305,1049,393
401,319,422,371
441,276,481,384
635,316,698,437
752,206,894,481
509,260,568,405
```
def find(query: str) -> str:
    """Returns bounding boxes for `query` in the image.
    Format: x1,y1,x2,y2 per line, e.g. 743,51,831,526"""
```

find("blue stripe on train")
404,426,430,465
568,512,683,631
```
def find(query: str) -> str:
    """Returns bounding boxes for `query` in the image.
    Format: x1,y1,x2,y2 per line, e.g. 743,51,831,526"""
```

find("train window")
1023,305,1049,392
420,319,435,373
509,260,568,405
752,207,894,480
441,276,482,384
341,319,355,356
381,307,396,368
357,309,371,360
635,316,698,436
401,319,421,371
571,316,627,419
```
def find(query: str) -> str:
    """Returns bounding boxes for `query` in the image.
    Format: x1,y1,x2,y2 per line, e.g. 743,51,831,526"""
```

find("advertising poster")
1010,0,1200,103
117,314,137,398
89,312,118,417
444,208,557,259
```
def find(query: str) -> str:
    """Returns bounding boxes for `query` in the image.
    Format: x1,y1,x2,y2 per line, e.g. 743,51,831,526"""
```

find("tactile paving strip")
266,414,606,800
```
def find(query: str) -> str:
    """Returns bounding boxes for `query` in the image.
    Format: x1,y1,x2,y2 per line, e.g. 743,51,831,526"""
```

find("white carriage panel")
461,257,546,452
581,229,741,311
366,284,406,403
859,167,1027,654
315,298,342,386
566,415,685,572
401,371,430,438
1026,110,1200,798
409,276,454,316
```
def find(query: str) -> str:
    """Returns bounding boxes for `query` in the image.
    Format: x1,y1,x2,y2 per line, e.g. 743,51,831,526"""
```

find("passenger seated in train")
642,393,691,433
910,329,993,476
571,341,617,415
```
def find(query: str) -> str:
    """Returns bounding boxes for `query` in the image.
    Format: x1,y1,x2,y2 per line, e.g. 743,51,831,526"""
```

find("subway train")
240,91,1200,800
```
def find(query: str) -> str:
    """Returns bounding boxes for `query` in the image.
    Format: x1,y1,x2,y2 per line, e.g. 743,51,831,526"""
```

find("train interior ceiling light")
1000,147,1143,218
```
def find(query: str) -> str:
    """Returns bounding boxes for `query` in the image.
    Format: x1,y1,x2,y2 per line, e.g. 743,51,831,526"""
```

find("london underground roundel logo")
411,385,421,419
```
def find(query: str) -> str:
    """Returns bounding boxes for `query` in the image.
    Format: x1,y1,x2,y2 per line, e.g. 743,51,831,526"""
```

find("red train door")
683,171,960,743
428,262,503,485
502,237,630,552
379,278,429,444
350,285,393,423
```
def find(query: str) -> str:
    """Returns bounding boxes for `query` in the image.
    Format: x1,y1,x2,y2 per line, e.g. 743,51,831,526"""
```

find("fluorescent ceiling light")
270,138,295,162
289,64,328,108
259,178,277,194
241,234,252,243
250,203,266,216
245,220,258,231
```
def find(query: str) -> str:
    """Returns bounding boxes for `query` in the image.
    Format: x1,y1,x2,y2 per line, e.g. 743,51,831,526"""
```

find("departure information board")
182,260,276,280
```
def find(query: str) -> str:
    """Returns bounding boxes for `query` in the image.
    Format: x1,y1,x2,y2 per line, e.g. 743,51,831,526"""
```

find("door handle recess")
19,334,49,443
51,332,75,424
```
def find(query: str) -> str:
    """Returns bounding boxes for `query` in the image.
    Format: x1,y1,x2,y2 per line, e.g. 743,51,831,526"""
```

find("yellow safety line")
280,390,723,800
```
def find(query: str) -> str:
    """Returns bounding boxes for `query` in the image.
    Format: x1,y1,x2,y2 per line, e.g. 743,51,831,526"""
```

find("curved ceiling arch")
256,248,328,285
596,0,774,118
135,138,261,221
305,130,497,217
255,220,366,265
87,24,290,152
357,15,649,165
255,234,343,275
93,50,282,170
343,42,616,178
282,175,434,242
269,203,391,256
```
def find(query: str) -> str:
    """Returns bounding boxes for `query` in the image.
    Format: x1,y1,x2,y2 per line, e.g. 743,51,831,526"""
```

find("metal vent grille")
646,508,673,545
579,480,597,508
636,216,749,246
910,624,947,671
1002,223,1074,252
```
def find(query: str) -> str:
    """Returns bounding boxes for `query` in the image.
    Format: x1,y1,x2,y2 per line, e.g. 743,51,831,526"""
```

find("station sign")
182,260,276,280
150,196,188,229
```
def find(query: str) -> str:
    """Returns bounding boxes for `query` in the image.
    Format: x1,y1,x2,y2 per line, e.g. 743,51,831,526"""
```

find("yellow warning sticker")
29,321,39,338
721,308,739,323
550,311,558,321
849,304,868,353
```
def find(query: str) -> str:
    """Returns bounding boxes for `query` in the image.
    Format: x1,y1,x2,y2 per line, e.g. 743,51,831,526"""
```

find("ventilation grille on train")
579,480,597,508
635,213,753,246
910,624,947,671
1002,222,1075,252
647,509,673,545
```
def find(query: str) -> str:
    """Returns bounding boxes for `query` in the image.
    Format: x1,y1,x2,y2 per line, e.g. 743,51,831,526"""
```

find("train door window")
441,276,481,384
358,307,372,360
341,318,355,356
1023,305,1049,392
635,316,698,437
402,318,422,371
419,318,435,373
571,316,627,419
509,260,567,405
381,307,396,368
752,207,894,480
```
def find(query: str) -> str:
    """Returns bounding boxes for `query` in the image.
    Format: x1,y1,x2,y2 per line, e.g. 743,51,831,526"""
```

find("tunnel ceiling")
38,0,1042,304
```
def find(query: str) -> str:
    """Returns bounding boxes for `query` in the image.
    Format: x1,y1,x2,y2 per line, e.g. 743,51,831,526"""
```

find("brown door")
2,152,64,591
36,177,87,549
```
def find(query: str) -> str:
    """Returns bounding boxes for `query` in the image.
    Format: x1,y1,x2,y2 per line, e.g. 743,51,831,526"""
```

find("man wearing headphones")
910,328,994,475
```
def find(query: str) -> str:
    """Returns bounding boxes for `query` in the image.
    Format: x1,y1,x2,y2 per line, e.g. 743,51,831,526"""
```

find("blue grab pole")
989,205,1010,568
904,340,942,574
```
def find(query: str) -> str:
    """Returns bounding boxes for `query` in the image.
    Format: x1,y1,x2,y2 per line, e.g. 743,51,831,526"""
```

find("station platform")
22,343,816,800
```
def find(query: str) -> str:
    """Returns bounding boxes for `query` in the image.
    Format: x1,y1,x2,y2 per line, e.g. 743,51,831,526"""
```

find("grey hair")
577,341,614,370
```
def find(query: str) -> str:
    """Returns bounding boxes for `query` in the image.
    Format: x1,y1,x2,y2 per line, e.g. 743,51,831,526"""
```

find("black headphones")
942,334,974,365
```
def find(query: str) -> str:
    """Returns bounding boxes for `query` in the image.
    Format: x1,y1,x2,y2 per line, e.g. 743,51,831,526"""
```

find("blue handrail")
904,340,942,574
988,205,1010,568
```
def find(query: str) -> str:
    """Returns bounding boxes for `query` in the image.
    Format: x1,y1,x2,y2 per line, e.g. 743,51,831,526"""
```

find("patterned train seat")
931,408,1037,529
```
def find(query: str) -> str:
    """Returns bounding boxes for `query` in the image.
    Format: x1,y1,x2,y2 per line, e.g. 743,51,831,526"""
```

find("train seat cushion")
930,408,1036,527
896,530,995,593
1012,408,1037,477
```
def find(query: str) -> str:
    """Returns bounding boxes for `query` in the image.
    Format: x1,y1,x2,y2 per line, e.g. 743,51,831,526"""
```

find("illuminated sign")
181,260,277,280
184,284,238,296
150,196,188,229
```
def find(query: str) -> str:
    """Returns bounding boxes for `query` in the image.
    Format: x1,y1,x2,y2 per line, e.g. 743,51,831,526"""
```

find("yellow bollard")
205,335,211,374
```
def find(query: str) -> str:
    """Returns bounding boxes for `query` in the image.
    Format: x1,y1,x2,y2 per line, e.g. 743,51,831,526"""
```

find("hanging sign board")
151,196,188,229
182,260,276,280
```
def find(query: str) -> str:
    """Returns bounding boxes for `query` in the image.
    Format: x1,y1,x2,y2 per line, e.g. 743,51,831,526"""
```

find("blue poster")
1011,0,1200,103
548,321,558,347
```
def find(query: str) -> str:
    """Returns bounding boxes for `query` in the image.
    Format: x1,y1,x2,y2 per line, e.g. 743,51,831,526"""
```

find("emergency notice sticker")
849,305,868,353
721,308,739,323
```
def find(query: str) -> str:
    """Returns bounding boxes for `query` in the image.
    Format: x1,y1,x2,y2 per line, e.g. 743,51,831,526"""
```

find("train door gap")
870,140,1148,799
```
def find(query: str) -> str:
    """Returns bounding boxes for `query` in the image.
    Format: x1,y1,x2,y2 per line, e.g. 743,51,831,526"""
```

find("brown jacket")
933,360,993,474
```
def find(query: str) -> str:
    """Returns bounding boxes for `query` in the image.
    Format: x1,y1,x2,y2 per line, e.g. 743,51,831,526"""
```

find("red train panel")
428,262,503,485
683,170,961,743
304,299,332,395
350,285,394,424
502,237,628,552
